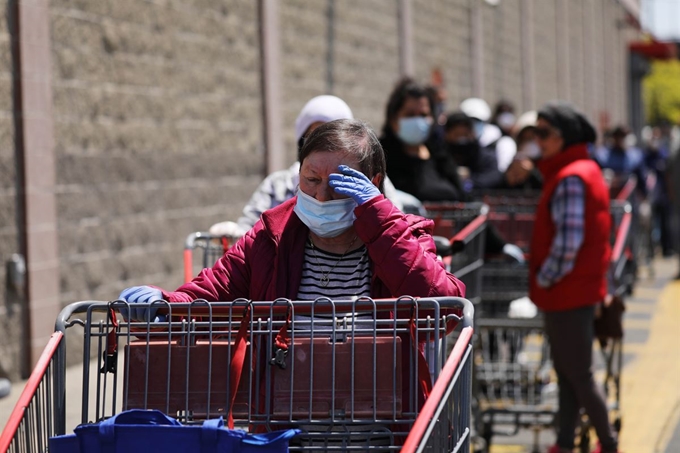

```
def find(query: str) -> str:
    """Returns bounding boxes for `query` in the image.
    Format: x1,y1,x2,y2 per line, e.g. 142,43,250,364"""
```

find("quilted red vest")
530,144,611,312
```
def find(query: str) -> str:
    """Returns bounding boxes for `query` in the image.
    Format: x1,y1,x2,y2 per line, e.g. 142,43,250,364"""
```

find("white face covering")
517,141,542,160
294,190,357,238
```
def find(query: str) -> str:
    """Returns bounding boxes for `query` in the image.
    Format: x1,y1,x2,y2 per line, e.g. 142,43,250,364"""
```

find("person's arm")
237,166,298,232
354,196,465,298
495,136,517,173
536,176,585,288
328,165,465,298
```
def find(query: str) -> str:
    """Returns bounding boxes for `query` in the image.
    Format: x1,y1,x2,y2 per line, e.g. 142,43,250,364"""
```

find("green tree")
643,60,680,125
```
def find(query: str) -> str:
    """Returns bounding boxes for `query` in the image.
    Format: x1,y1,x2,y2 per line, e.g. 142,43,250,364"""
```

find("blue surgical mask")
294,190,357,238
397,117,432,145
472,120,485,139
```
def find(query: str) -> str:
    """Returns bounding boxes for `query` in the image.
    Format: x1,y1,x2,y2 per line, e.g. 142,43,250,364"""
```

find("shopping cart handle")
433,235,453,257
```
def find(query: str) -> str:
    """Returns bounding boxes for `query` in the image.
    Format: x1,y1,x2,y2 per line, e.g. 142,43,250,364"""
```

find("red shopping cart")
474,192,540,317
423,202,488,306
183,232,240,283
0,296,474,452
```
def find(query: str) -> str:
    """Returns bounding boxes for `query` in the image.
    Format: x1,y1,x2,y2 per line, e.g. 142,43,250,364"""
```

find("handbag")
48,409,298,453
594,295,625,340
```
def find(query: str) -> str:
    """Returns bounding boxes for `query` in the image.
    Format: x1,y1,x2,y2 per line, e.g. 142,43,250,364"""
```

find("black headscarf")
537,101,597,149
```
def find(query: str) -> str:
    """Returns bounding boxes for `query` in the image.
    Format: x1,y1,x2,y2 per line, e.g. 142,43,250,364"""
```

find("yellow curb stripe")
625,302,656,314
489,446,526,453
619,281,680,453
623,318,652,330
631,287,664,299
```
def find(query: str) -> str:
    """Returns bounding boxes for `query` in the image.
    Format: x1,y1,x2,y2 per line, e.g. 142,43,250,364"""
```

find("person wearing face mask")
498,110,543,190
491,99,516,137
209,95,405,238
531,102,620,453
592,125,647,198
380,78,465,202
460,97,517,173
118,119,465,410
444,112,503,191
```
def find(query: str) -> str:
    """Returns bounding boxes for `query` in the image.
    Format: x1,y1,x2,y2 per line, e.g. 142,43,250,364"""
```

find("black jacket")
381,129,465,202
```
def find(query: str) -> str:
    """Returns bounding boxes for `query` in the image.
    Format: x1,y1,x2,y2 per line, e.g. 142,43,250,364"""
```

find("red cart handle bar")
401,325,474,452
0,332,64,451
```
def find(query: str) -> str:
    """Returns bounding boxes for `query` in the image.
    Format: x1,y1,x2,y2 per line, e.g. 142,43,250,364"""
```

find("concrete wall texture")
0,0,640,379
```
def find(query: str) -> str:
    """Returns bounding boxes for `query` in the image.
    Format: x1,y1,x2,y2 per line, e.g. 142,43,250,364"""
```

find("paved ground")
1,257,679,452
489,256,680,453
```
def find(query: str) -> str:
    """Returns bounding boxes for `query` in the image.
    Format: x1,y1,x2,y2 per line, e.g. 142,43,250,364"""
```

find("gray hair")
298,119,386,192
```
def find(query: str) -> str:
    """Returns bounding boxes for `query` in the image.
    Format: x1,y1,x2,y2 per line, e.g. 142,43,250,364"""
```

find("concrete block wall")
412,0,474,108
480,0,524,110
279,0,400,164
331,0,400,136
50,0,263,307
0,0,23,381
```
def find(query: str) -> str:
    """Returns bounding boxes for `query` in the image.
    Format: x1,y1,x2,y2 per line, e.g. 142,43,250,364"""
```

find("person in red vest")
530,102,619,453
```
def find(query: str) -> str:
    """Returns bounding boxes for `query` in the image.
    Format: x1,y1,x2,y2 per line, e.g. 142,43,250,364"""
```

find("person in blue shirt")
593,125,646,198
644,127,673,256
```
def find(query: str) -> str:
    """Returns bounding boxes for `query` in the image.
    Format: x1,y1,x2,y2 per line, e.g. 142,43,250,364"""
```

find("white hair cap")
512,110,538,138
294,95,354,141
460,98,491,122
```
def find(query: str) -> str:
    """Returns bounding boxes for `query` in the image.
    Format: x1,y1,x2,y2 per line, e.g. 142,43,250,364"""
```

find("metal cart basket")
423,202,488,306
1,296,474,453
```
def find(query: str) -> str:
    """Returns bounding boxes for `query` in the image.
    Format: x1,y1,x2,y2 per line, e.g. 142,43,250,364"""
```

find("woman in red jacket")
119,118,465,307
531,102,619,453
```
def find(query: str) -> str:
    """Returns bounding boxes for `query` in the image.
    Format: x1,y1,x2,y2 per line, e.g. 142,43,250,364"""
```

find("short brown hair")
299,119,386,192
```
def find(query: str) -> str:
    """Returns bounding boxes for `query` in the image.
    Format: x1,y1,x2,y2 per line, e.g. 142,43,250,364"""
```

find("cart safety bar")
56,297,475,328
183,249,193,283
615,175,637,202
0,332,63,451
451,213,488,251
153,297,472,322
611,210,632,264
401,325,474,452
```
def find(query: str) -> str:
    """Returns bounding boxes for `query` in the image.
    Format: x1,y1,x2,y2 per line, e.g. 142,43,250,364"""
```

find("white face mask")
517,141,541,160
294,190,357,238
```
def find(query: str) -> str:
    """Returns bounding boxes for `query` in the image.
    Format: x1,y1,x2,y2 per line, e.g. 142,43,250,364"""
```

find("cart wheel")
579,428,591,453
614,417,622,433
471,434,487,453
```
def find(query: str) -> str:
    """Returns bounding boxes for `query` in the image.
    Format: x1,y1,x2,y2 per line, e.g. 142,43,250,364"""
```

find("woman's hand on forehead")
328,165,381,206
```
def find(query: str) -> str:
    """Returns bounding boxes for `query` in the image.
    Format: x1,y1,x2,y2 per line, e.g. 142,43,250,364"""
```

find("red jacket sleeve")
354,196,466,299
161,225,257,302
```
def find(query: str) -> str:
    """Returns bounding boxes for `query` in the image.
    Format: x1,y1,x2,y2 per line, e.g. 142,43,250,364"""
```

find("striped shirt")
537,175,585,288
297,240,372,301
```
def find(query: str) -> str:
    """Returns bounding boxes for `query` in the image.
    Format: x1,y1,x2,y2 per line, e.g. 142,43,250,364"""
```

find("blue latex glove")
328,165,381,205
118,286,165,322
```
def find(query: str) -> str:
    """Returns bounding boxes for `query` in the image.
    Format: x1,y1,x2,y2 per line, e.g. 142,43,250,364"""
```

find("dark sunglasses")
535,127,559,140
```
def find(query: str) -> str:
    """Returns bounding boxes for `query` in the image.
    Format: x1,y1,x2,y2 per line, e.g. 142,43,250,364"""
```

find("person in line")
210,95,405,238
593,125,646,198
499,110,543,190
460,97,517,173
444,111,503,191
491,99,516,137
119,117,465,346
530,102,619,453
380,78,524,261
644,127,673,257
380,77,465,203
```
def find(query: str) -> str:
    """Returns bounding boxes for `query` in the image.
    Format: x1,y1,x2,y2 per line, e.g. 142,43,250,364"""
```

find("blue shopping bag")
48,409,299,453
